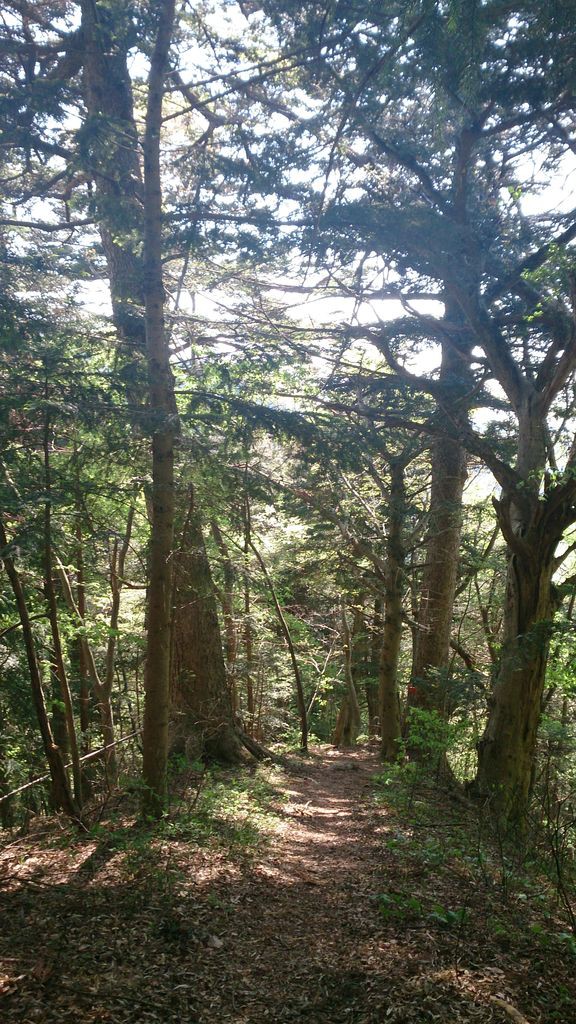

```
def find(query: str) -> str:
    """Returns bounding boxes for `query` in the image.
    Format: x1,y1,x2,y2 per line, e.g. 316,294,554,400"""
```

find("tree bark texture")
171,492,242,762
80,0,146,396
81,1,239,769
475,406,565,822
476,547,556,821
411,432,467,711
140,0,177,818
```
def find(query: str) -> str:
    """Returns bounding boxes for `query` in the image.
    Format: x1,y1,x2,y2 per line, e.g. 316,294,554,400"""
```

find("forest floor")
1,744,575,1024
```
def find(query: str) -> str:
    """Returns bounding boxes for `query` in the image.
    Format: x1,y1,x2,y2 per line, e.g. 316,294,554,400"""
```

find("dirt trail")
0,747,573,1023
181,748,540,1024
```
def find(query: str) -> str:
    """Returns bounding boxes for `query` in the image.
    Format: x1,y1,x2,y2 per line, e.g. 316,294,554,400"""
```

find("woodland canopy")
0,0,576,852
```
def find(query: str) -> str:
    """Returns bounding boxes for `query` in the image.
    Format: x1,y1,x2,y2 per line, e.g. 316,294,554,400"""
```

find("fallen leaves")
0,748,574,1023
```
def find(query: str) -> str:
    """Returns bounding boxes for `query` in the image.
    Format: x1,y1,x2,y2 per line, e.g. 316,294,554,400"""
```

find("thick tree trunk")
140,0,177,817
171,491,242,762
476,403,564,823
411,433,467,711
80,0,146,394
476,554,554,820
81,1,240,770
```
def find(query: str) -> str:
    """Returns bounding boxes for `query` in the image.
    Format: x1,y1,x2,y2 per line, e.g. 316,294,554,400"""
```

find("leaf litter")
0,745,574,1023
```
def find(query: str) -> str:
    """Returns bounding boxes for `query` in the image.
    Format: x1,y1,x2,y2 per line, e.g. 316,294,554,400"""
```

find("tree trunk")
333,601,361,748
476,540,557,822
171,490,242,762
475,400,565,823
410,433,467,712
80,0,146,396
243,498,256,731
73,511,91,751
0,704,14,828
140,0,177,818
81,0,240,771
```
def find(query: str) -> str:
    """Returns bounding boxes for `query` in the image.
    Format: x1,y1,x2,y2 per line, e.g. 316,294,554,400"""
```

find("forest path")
176,746,540,1024
0,746,572,1023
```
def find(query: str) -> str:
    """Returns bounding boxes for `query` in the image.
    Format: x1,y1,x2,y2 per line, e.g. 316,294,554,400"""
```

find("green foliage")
378,890,469,930
160,763,284,852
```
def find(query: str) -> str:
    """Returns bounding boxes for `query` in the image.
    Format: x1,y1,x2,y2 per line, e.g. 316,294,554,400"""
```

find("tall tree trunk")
140,0,177,818
474,395,574,823
80,0,146,395
0,704,14,828
74,515,91,751
410,432,467,712
476,547,556,821
171,490,242,762
243,495,256,730
81,0,240,767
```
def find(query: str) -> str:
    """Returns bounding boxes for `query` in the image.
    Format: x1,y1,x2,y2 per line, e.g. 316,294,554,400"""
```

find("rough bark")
140,0,177,817
171,491,242,763
475,405,567,822
81,1,240,768
80,0,146,397
476,546,556,821
410,431,467,712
